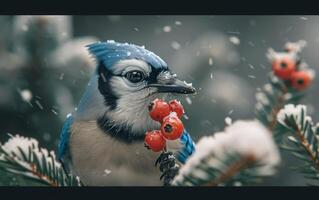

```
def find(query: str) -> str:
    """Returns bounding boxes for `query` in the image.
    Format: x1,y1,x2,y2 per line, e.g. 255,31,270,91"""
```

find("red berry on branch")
290,71,312,90
272,56,296,80
144,130,166,152
148,99,171,122
161,115,184,140
168,99,184,119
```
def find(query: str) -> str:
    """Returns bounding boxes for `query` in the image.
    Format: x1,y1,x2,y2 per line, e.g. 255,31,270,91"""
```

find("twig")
203,155,256,186
294,127,319,170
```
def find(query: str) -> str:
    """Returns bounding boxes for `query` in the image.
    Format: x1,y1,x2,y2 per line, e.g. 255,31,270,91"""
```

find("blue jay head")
84,41,195,140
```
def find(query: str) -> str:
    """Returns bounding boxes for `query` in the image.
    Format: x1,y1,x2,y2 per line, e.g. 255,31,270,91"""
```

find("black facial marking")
97,62,118,110
97,115,145,144
147,67,167,84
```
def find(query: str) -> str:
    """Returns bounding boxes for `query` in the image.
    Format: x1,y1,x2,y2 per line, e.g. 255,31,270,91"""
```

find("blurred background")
0,15,318,186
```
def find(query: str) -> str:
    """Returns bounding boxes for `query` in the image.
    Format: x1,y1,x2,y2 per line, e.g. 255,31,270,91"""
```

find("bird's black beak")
148,71,196,94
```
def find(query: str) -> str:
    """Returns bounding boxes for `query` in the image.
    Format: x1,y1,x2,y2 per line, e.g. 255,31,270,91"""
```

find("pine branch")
255,41,313,143
277,104,319,181
0,134,81,186
203,154,256,186
255,74,305,133
172,120,280,186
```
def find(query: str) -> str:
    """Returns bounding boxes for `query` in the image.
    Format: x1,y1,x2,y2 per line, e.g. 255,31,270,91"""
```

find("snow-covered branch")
172,120,280,186
255,41,314,143
0,134,81,186
277,104,319,181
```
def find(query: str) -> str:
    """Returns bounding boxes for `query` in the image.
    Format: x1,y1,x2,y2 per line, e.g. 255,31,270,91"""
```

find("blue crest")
87,40,168,70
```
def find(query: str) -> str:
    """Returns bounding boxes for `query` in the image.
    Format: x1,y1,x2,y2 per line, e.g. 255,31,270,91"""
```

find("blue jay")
58,40,196,186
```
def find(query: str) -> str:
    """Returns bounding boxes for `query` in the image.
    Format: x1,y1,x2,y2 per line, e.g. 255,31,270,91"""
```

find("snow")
2,134,39,160
51,109,58,115
248,64,254,69
59,73,65,80
209,57,213,66
21,25,28,32
163,26,171,33
229,36,240,45
255,92,269,105
264,84,273,94
225,117,232,125
171,41,181,50
1,134,63,177
175,21,182,25
172,120,280,185
19,89,32,102
284,40,307,53
103,169,112,176
185,97,192,105
277,104,308,128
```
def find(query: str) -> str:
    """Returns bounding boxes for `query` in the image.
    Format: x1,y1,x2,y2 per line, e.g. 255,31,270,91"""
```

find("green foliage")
0,135,81,186
255,73,304,131
172,153,263,186
277,105,319,182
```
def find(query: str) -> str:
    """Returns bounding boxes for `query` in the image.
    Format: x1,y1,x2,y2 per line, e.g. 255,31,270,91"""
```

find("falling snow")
248,64,255,69
171,41,181,50
103,169,112,176
229,36,240,45
59,73,65,80
175,21,182,25
183,114,189,120
19,89,32,102
227,31,240,35
248,75,256,79
163,26,171,33
208,57,213,66
185,97,192,105
51,109,58,115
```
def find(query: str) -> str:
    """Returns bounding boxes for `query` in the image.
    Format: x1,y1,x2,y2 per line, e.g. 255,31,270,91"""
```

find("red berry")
148,99,171,122
290,71,312,90
161,115,184,140
144,130,166,152
168,99,184,118
272,55,296,80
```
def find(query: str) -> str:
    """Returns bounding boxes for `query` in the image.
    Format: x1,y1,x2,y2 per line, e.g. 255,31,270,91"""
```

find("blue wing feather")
176,129,196,164
58,114,74,160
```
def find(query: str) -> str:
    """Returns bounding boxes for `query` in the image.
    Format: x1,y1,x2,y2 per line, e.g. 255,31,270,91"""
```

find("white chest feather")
70,121,162,186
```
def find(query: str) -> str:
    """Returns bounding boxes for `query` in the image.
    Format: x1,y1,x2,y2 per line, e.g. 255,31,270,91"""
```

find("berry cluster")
271,46,314,90
144,99,185,152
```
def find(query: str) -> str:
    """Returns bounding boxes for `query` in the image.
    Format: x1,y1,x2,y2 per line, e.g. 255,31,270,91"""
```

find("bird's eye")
125,70,145,83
